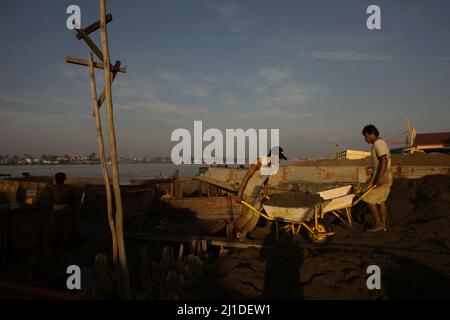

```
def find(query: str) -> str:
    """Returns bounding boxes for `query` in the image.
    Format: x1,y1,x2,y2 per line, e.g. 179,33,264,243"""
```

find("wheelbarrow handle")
240,200,274,221
353,185,377,205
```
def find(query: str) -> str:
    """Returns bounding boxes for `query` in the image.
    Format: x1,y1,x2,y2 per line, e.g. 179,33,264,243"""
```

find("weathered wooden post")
99,0,131,299
65,0,131,299
88,52,118,266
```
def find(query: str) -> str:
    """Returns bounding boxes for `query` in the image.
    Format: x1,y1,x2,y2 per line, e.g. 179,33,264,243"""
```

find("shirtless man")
47,172,75,253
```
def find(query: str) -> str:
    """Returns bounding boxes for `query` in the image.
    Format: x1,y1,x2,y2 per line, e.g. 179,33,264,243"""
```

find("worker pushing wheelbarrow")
232,147,288,240
240,184,376,245
208,146,375,245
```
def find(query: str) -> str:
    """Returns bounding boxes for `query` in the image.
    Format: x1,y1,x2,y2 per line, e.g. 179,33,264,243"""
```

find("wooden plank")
194,176,238,193
125,231,272,249
76,14,113,39
65,56,126,73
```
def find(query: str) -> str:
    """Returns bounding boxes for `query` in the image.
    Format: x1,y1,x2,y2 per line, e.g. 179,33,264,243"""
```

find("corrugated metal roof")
415,132,450,146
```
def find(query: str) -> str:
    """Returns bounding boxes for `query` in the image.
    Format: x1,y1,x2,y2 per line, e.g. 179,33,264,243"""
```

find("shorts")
363,183,392,205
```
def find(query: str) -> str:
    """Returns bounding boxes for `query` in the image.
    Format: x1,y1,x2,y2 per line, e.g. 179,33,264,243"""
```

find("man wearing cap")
233,147,288,240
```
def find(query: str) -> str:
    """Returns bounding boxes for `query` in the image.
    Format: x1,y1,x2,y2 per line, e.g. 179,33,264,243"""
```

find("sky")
1,0,450,159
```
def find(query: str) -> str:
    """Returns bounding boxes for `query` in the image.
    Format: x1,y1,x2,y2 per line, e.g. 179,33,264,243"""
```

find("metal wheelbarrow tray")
241,185,375,245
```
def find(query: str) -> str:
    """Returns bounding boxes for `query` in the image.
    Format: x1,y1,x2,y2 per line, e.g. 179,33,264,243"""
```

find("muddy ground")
1,174,449,300
183,175,450,299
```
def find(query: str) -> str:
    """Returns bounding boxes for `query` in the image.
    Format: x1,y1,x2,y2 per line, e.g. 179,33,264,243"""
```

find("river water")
0,163,205,182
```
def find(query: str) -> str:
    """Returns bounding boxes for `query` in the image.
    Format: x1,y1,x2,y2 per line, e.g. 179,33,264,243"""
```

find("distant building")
396,132,450,154
413,132,450,151
336,149,371,160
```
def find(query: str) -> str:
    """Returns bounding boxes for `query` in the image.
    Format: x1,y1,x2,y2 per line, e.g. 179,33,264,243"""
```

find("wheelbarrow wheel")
303,219,333,246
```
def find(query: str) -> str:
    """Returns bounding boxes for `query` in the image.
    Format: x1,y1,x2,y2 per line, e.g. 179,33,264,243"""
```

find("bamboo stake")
99,0,131,299
88,52,118,266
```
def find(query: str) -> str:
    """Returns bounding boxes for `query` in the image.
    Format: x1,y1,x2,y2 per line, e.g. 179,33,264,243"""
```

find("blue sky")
1,0,450,159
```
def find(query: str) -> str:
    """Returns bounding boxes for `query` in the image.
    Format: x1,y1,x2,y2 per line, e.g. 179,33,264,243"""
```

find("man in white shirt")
362,124,393,232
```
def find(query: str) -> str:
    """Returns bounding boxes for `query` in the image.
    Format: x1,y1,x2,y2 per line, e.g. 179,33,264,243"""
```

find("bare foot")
236,230,248,241
366,225,385,233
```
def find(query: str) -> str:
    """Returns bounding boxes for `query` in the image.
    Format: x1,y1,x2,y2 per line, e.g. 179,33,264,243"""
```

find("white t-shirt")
370,138,392,185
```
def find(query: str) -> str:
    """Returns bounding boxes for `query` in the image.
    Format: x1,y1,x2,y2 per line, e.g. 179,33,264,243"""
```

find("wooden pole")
99,0,131,299
92,60,121,116
88,52,118,266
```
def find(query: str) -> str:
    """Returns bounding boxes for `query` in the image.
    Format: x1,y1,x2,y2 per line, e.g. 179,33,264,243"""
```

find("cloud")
240,108,310,121
205,1,254,38
118,98,207,123
267,84,307,108
115,80,158,100
301,50,397,62
182,86,210,97
0,107,89,130
158,71,184,82
58,64,87,80
157,70,210,98
201,76,216,83
215,2,253,33
114,78,207,122
256,55,277,60
254,87,267,94
222,95,238,105
240,84,314,121
0,91,80,109
258,68,291,85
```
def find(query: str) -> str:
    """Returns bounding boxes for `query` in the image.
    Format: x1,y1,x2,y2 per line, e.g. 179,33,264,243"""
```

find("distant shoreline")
0,163,205,180
0,162,175,166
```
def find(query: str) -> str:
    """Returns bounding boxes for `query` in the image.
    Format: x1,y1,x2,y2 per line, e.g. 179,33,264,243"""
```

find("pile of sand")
264,192,323,208
185,174,450,299
387,174,450,225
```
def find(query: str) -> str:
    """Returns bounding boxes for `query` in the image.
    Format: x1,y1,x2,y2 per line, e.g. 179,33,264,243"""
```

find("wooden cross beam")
66,15,126,113
74,20,119,72
93,60,121,115
65,56,126,73
65,56,124,114
76,13,113,40
76,28,104,61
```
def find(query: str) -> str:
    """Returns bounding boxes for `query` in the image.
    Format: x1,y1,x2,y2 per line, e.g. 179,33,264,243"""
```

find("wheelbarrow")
318,184,376,228
240,185,375,246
